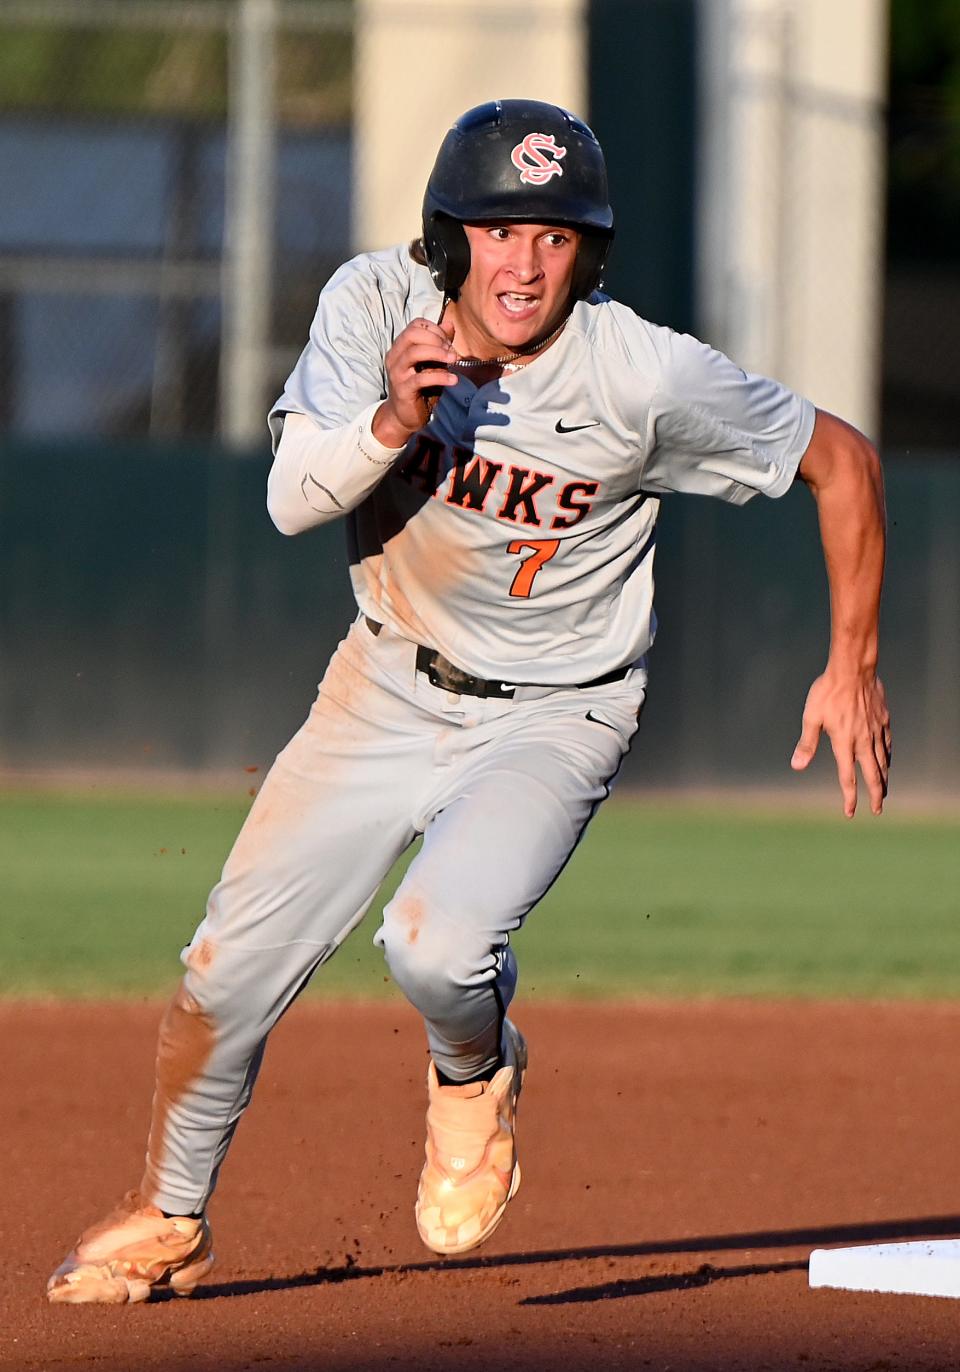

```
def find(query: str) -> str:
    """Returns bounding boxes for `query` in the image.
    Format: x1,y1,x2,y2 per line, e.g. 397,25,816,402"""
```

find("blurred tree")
0,16,350,126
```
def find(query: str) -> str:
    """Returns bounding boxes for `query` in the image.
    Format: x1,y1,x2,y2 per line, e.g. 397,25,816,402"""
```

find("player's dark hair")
408,237,429,267
422,99,614,303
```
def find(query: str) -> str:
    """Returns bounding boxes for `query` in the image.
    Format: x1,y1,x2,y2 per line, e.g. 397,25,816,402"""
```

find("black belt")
365,616,630,700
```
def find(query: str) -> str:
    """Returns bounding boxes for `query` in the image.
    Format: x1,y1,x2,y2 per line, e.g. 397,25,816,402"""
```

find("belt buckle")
422,653,469,696
427,655,476,695
425,658,459,692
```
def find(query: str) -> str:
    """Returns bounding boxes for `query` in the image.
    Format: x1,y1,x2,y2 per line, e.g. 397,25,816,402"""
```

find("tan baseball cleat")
416,1019,527,1256
46,1191,215,1304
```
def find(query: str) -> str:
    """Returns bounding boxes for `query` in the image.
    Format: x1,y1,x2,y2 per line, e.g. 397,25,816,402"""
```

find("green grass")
2,788,958,999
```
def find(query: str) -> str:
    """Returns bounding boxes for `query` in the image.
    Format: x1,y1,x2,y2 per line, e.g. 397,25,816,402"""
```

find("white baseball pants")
142,617,646,1215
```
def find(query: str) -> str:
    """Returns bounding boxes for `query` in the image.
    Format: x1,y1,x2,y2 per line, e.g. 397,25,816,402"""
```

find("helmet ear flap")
424,218,612,303
423,215,470,300
570,232,613,301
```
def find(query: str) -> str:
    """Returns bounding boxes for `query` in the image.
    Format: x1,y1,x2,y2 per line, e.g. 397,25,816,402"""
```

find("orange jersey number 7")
506,538,561,598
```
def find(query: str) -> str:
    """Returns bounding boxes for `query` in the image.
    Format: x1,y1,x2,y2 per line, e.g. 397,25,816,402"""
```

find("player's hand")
791,667,891,818
372,317,458,446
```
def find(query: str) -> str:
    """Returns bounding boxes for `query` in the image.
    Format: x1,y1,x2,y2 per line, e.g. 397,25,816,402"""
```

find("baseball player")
47,100,889,1304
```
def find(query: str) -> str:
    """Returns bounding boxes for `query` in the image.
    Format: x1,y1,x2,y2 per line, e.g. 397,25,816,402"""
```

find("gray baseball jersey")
268,244,815,684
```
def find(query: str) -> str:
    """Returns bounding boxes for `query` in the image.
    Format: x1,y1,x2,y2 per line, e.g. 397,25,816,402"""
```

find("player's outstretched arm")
792,409,890,818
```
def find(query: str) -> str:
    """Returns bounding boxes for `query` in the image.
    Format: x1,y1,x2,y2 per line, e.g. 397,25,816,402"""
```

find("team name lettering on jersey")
398,434,444,495
552,481,600,529
446,449,502,511
498,467,554,526
394,438,600,529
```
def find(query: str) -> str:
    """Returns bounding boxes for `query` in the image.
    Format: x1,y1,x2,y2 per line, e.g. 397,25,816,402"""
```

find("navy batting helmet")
422,99,614,302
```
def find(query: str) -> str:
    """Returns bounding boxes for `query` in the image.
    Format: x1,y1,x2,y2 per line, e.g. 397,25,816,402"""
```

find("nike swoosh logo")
555,419,600,434
585,710,619,732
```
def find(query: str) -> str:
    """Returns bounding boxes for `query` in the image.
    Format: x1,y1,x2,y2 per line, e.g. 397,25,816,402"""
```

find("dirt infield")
7,999,960,1371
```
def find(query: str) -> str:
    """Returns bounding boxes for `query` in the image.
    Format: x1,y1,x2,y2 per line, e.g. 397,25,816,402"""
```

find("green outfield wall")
0,442,956,792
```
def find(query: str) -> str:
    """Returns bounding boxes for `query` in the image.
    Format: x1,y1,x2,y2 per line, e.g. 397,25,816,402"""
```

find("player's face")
454,222,580,358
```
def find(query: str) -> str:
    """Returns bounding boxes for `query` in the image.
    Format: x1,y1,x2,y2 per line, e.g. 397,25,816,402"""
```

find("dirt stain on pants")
140,980,216,1204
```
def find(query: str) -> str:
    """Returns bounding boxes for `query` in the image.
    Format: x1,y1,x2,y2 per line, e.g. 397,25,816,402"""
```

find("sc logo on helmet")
510,133,567,186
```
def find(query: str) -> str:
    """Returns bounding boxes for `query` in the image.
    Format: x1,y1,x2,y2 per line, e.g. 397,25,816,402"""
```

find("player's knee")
179,929,242,1018
177,926,329,1038
378,893,484,1003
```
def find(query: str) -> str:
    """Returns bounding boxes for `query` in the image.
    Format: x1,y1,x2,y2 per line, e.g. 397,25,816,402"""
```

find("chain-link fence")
0,0,351,446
